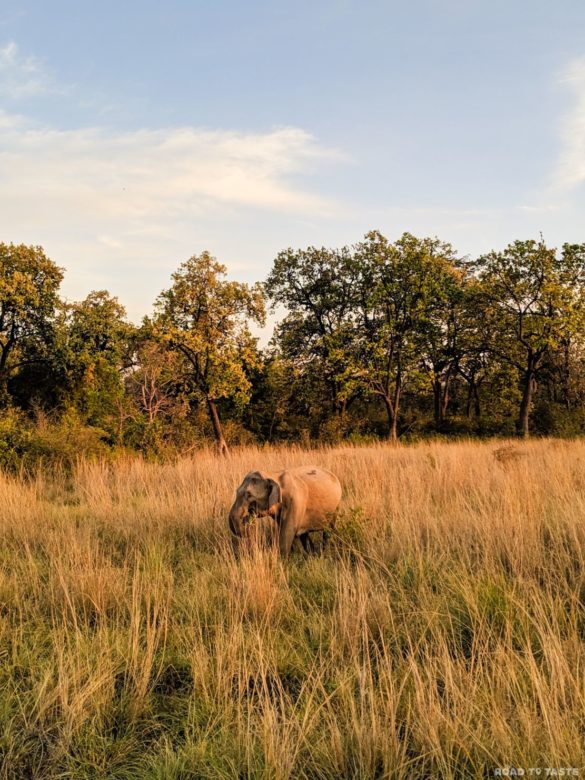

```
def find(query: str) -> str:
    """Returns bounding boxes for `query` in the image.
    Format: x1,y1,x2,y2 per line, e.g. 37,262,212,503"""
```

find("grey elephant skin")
228,466,342,556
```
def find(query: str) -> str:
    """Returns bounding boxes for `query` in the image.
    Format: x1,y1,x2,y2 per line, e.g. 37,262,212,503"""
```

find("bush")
0,408,31,470
531,400,585,437
0,408,112,471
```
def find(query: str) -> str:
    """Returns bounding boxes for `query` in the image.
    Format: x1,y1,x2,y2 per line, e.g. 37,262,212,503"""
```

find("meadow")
0,440,584,779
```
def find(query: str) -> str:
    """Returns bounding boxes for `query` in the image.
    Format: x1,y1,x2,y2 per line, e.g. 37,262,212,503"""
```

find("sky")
1,0,585,327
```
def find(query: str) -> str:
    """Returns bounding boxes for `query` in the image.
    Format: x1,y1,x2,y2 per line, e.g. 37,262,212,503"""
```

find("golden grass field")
1,440,584,778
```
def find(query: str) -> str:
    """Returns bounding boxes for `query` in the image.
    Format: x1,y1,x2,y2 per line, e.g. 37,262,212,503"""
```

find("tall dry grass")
0,439,584,778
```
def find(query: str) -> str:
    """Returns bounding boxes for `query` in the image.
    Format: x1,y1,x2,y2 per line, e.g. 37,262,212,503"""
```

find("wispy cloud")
0,40,58,98
0,112,345,318
0,42,342,218
553,56,585,191
0,117,341,219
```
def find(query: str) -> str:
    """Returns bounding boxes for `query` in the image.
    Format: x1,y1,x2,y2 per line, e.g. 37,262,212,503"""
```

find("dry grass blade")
0,438,583,777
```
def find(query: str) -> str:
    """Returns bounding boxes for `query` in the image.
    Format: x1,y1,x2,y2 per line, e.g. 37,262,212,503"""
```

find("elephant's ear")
267,478,282,508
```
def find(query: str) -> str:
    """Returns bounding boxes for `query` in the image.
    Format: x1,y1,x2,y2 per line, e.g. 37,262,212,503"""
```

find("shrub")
0,408,111,471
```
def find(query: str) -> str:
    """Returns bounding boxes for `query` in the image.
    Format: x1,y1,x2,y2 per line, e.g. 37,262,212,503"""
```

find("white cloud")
0,40,57,98
0,113,344,320
0,117,340,219
553,56,585,191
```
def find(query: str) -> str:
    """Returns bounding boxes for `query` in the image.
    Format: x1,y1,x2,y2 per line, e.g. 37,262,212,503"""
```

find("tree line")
2,231,585,461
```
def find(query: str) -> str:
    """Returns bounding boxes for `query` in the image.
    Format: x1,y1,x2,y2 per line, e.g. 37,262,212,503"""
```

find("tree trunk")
0,369,9,408
268,411,277,442
473,384,481,418
0,342,12,407
464,375,481,419
562,340,571,410
465,381,473,418
390,404,398,442
382,396,398,443
517,365,537,438
433,365,454,426
441,380,451,420
382,377,401,443
206,396,229,456
433,377,451,425
433,378,442,426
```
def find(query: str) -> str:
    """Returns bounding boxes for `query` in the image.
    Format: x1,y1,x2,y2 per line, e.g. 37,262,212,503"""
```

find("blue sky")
1,0,584,325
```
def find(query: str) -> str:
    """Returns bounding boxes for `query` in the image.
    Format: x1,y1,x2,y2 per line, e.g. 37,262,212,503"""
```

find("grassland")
0,440,584,778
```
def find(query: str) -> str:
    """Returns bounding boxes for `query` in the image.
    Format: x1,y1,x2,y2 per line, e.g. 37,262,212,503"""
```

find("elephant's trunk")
229,502,247,537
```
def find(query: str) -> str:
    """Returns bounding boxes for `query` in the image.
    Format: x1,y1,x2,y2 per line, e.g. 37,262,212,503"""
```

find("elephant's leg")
322,515,337,554
277,494,305,557
299,532,316,555
278,521,296,557
292,536,304,553
230,533,242,558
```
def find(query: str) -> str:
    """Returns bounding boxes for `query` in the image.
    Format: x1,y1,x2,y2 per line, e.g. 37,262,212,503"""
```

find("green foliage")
474,240,585,435
531,398,585,436
123,338,193,453
0,408,111,470
152,251,265,451
3,235,585,458
350,231,462,439
0,242,63,405
154,252,265,405
266,244,358,417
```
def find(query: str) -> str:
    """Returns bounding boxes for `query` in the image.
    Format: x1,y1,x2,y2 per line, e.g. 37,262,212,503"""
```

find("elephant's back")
287,466,342,509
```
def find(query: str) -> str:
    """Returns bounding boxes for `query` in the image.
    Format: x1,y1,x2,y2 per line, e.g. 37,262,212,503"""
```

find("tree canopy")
3,233,585,464
152,251,265,454
0,243,63,405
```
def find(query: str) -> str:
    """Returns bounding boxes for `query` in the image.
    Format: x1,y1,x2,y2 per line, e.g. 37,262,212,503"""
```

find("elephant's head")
228,471,282,536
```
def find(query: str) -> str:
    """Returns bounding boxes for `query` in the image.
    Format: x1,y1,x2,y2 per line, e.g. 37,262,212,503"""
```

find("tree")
265,245,359,420
126,339,190,450
0,243,63,405
64,291,133,433
244,352,317,442
474,240,585,437
153,252,265,455
417,256,465,427
351,231,460,440
455,286,492,419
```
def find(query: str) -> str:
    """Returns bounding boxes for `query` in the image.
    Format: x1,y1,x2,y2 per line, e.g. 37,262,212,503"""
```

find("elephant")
228,466,342,557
